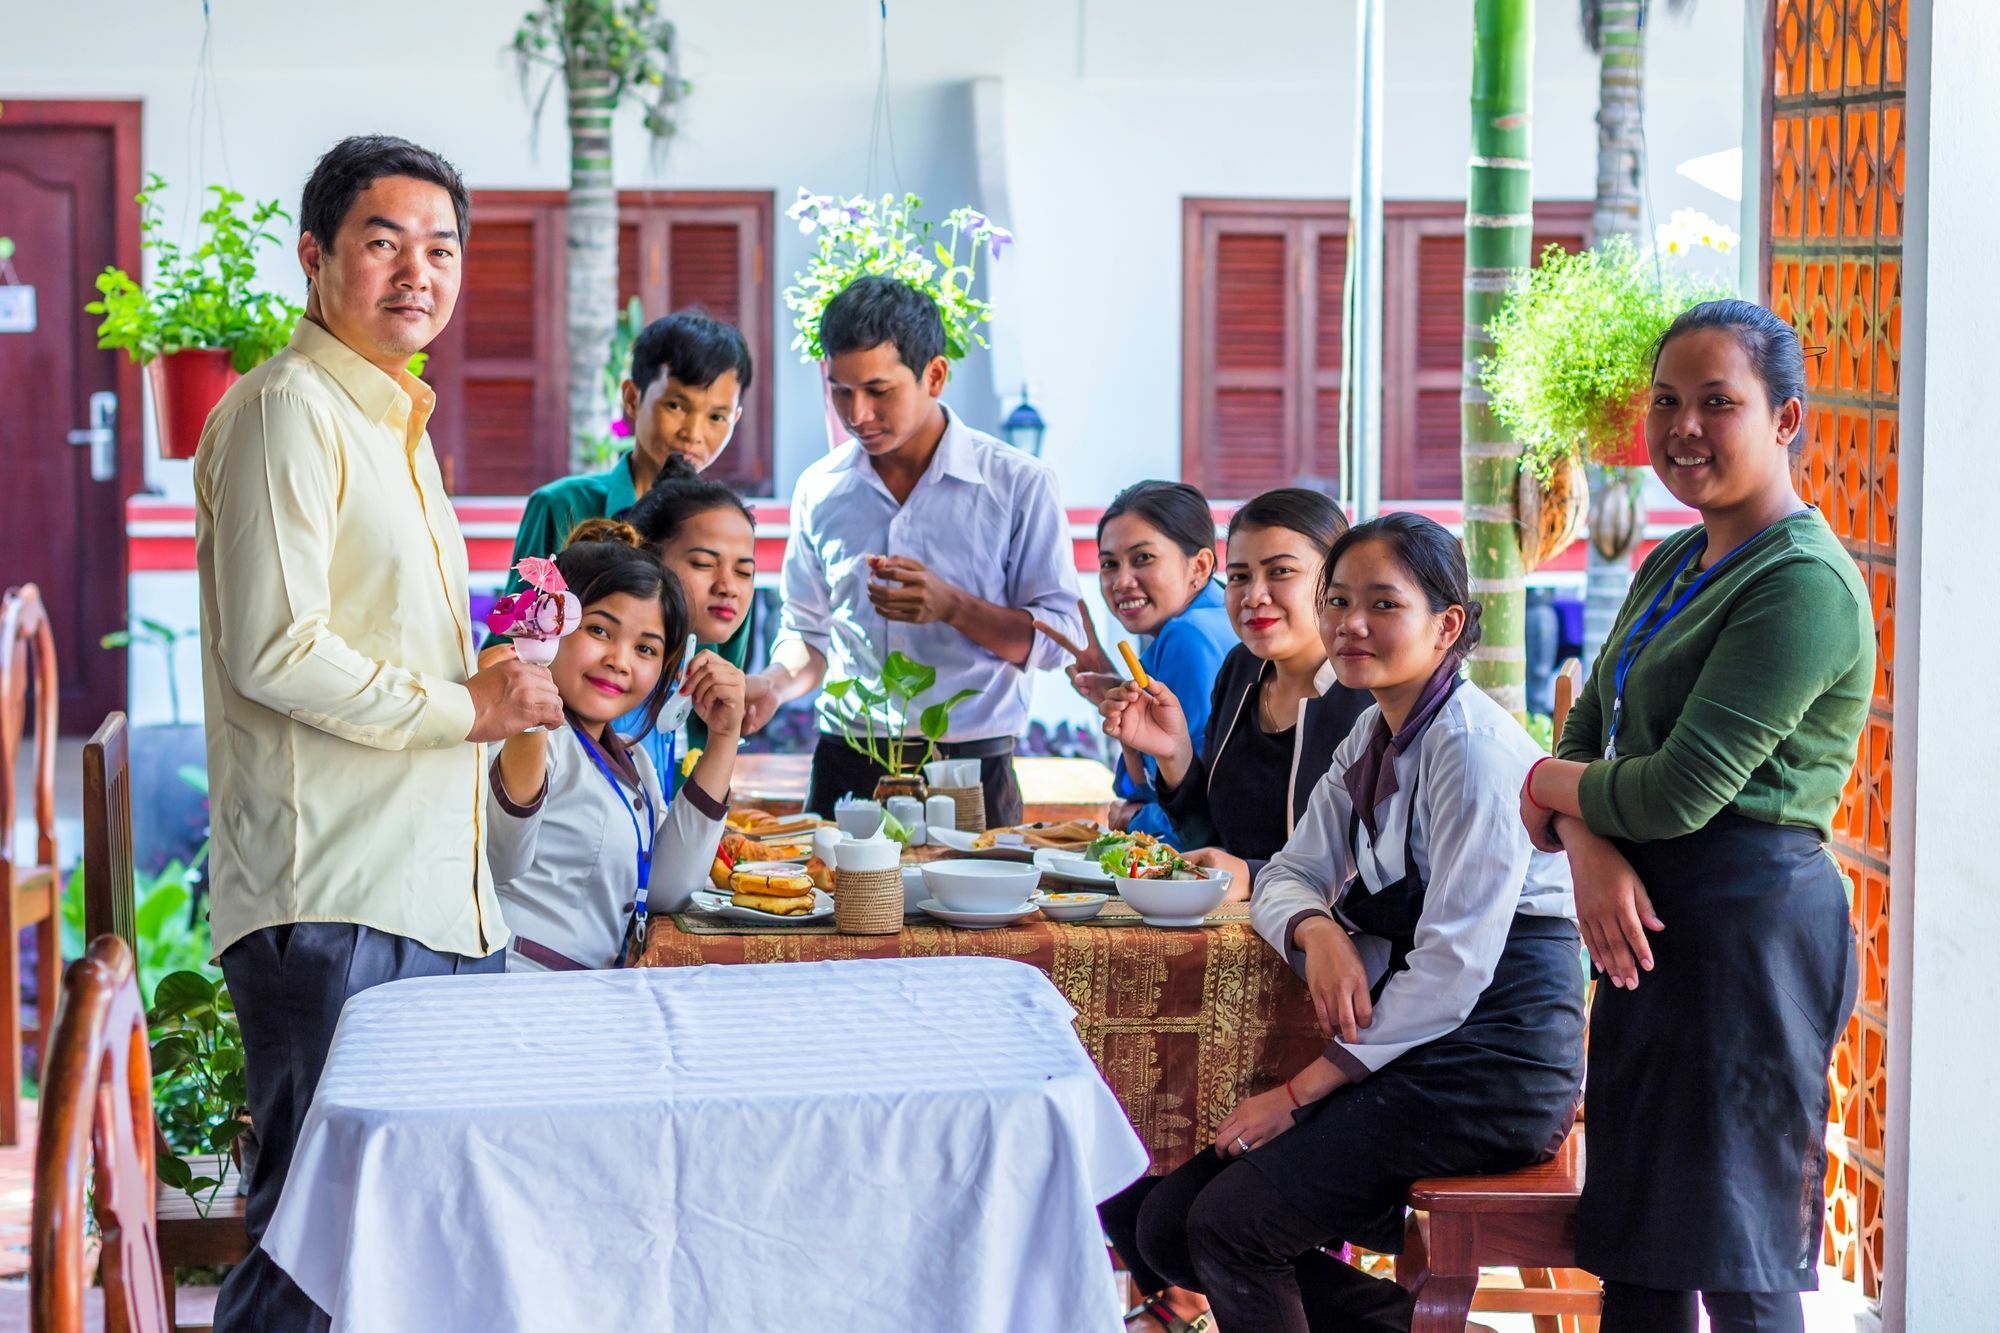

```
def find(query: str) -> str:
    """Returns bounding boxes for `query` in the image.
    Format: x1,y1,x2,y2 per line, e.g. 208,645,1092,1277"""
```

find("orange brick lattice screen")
1766,0,1902,1302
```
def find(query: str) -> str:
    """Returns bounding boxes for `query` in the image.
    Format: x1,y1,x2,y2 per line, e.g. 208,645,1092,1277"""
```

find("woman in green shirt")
1519,300,1870,1333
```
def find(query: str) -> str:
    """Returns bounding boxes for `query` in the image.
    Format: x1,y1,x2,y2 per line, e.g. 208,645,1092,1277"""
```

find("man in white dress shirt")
752,276,1081,823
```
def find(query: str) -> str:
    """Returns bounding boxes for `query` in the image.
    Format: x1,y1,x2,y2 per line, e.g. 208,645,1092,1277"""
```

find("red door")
0,100,143,732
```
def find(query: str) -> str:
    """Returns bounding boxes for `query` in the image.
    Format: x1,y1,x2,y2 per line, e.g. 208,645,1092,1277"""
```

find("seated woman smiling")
1127,513,1585,1332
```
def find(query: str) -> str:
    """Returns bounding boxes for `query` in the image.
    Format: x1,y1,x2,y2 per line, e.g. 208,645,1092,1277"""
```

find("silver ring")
1235,1136,1251,1152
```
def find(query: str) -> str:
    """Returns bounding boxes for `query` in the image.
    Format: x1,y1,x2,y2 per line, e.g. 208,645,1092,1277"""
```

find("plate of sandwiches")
930,819,1104,859
689,862,833,924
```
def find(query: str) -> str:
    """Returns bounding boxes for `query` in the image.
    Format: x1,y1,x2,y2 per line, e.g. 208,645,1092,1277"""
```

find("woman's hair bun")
656,453,700,485
564,517,644,548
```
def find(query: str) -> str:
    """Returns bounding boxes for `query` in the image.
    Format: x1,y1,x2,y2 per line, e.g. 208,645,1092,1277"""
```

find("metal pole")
1350,0,1386,520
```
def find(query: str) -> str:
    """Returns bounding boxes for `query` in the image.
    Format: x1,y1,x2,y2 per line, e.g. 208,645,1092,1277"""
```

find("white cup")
834,799,883,839
925,794,957,833
812,827,842,867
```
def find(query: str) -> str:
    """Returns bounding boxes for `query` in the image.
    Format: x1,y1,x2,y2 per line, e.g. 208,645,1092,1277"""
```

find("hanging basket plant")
86,174,302,459
1480,233,1731,568
783,189,1013,364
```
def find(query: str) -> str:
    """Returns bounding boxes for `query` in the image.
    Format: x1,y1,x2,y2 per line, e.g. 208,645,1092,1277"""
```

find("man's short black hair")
818,275,945,373
630,308,754,394
299,135,470,250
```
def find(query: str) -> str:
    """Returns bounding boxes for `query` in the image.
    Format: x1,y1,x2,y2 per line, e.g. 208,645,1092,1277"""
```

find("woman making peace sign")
1520,301,1870,1333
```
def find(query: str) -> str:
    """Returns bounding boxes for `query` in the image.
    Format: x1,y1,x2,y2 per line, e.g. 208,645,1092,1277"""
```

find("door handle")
66,390,118,481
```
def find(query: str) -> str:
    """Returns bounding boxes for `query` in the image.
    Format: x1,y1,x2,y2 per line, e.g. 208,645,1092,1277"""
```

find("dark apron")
1250,766,1586,1253
1577,814,1859,1293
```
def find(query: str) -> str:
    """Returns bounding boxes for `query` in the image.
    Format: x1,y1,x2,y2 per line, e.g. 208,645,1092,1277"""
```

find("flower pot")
148,348,240,460
873,774,928,804
1516,456,1589,571
1615,411,1651,467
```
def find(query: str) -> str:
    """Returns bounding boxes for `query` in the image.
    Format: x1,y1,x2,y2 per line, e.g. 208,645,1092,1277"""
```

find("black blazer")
1156,644,1371,884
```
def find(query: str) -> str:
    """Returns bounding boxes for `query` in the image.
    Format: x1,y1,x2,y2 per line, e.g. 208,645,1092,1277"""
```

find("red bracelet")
1524,756,1555,813
1284,1077,1301,1109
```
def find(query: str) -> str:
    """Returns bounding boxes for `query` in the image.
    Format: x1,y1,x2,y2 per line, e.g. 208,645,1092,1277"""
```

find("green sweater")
502,452,755,750
1557,511,1872,843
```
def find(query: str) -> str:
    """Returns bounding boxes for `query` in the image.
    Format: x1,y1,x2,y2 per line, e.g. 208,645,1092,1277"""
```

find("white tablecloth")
261,956,1148,1332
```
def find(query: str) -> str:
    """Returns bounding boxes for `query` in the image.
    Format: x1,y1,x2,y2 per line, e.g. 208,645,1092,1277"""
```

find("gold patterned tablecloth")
637,912,1323,1174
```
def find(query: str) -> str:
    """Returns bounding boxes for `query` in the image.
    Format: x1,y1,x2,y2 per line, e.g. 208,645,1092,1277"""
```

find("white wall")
2,0,1746,507
1885,2,2000,1326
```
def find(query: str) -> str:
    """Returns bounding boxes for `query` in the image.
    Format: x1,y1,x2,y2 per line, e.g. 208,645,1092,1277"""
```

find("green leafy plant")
85,173,302,373
821,651,978,780
784,190,1012,363
512,0,690,141
101,614,197,727
147,972,245,1217
580,295,649,472
1480,235,1731,484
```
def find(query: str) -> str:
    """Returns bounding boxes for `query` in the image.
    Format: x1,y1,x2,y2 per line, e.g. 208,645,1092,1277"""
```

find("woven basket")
834,867,904,934
1516,455,1589,571
937,785,986,834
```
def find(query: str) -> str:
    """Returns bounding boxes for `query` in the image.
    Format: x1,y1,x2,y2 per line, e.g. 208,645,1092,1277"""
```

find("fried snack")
728,865,814,897
805,855,834,893
726,809,822,839
1117,640,1149,688
971,819,1104,853
719,830,811,862
728,889,817,916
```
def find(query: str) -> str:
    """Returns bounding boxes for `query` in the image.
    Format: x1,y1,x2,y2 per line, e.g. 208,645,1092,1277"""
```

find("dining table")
259,957,1148,1332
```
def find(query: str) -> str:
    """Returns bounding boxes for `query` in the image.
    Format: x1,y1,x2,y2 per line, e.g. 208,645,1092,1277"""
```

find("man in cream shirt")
195,135,560,1331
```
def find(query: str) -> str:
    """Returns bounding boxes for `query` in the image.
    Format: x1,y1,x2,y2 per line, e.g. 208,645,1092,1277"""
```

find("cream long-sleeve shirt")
195,317,503,960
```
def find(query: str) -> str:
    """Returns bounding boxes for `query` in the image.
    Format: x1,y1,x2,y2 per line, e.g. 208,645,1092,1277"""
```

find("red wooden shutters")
426,189,774,497
1183,199,1591,500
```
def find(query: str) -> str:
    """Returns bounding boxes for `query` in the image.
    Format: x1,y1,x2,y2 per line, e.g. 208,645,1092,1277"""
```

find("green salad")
1094,834,1200,881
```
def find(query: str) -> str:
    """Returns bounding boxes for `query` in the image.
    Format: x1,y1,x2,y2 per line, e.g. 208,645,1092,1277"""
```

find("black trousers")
1136,1147,1416,1333
803,733,1023,827
214,922,503,1333
1601,1280,1805,1333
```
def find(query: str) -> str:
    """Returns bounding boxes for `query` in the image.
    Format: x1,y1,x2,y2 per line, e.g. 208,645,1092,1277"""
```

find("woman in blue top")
1038,481,1234,837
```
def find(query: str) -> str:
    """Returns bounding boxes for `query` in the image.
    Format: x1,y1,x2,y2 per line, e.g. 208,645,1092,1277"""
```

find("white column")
1886,2,2000,1326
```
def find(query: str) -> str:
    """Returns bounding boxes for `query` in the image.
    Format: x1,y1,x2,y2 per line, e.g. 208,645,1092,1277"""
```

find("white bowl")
901,865,930,914
1033,891,1109,922
834,802,884,838
921,859,1042,913
1113,870,1231,927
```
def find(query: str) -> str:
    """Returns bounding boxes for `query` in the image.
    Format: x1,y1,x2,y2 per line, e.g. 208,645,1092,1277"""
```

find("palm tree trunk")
1583,0,1649,667
1462,0,1536,718
566,52,618,475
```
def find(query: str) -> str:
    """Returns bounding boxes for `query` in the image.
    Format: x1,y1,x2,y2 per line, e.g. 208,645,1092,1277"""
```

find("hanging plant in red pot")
86,173,301,459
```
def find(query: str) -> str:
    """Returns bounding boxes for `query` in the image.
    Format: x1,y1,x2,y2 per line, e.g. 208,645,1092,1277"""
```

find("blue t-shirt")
1115,582,1234,837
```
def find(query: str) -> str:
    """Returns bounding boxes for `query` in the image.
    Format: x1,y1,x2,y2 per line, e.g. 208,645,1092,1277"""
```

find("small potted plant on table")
823,651,977,803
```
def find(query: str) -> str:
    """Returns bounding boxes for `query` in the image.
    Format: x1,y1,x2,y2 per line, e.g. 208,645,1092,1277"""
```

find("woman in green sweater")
1519,300,1871,1333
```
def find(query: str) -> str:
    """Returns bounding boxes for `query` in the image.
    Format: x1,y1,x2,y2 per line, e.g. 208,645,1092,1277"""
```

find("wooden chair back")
0,584,59,878
30,935,170,1333
84,713,138,954
1551,657,1584,747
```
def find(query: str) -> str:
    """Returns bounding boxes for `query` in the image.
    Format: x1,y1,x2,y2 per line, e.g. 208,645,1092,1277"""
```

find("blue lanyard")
1605,517,1796,760
572,727,657,927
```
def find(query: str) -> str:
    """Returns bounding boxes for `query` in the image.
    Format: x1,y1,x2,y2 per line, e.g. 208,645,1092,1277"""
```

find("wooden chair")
1553,657,1584,743
1396,1124,1596,1332
82,712,249,1330
30,933,171,1333
1,584,64,1146
83,713,137,954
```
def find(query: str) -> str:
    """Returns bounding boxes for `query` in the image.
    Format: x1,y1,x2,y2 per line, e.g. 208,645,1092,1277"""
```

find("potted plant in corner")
1481,233,1733,571
822,651,978,803
85,173,301,459
147,970,251,1216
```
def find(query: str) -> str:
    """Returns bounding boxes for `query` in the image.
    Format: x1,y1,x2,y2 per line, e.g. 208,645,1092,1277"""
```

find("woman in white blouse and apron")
1117,513,1586,1331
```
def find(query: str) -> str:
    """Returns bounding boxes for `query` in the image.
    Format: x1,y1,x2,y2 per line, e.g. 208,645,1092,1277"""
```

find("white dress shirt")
489,726,726,971
1249,682,1574,1079
776,406,1081,742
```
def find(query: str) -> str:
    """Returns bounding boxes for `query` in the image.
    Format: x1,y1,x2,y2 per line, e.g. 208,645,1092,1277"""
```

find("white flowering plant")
783,189,1013,363
1655,207,1740,257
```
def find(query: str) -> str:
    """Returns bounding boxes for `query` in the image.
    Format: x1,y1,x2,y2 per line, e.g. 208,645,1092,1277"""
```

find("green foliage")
101,613,197,726
1522,712,1556,754
1480,235,1731,484
577,296,650,473
824,651,979,779
84,174,302,373
784,191,1013,363
513,0,691,141
147,971,245,1217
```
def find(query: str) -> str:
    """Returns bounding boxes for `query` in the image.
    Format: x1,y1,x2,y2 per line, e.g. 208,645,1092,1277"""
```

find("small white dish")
918,898,1037,929
1034,848,1111,886
1112,869,1232,927
1032,891,1109,922
921,859,1045,913
927,826,977,853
